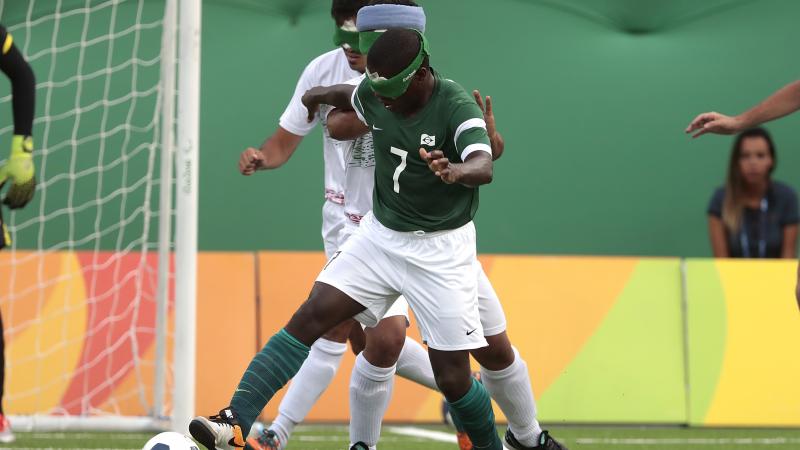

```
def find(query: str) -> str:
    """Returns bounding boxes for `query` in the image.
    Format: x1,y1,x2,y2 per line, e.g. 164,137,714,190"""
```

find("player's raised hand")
473,90,505,160
420,148,459,184
239,147,265,175
685,112,745,138
473,90,496,136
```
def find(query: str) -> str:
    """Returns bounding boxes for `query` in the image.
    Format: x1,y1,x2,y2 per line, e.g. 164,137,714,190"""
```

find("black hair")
369,0,420,6
367,28,427,78
331,0,370,24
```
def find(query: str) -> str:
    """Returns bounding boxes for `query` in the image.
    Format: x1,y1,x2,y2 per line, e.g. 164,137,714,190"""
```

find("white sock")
395,336,438,391
349,353,396,449
269,337,347,446
480,347,542,447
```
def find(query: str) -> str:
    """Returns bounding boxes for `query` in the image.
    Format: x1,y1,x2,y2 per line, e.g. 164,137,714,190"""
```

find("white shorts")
477,262,507,337
317,212,486,351
321,201,347,259
340,220,410,324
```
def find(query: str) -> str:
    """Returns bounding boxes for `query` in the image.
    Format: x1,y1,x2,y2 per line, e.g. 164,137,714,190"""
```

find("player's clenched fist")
239,147,265,175
420,147,460,184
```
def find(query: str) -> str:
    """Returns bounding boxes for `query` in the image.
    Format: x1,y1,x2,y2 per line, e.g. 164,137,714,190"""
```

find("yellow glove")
0,135,36,209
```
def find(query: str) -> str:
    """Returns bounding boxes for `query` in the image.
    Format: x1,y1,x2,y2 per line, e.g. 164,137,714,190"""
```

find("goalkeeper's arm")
0,24,36,209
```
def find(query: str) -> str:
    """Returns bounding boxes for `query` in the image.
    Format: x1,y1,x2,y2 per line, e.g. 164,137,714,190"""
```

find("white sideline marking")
28,433,145,439
295,435,425,443
576,437,800,445
10,448,133,450
386,425,458,443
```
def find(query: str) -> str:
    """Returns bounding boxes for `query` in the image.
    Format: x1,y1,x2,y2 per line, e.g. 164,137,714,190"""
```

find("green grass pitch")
6,425,800,449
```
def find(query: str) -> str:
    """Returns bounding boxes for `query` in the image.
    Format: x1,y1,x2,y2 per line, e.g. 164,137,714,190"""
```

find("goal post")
0,0,199,432
173,0,200,434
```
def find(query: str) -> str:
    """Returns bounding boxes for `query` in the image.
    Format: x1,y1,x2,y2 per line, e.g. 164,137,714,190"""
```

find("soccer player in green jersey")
306,6,566,447
0,23,36,444
191,28,513,450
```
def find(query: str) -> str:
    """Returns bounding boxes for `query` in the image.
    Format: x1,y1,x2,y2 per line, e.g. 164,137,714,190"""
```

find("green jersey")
351,71,492,232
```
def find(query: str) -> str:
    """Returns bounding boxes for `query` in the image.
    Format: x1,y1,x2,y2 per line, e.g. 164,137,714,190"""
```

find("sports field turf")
5,425,800,450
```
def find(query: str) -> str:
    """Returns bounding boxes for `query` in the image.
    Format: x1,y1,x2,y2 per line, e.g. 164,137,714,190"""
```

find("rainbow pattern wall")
1,252,798,425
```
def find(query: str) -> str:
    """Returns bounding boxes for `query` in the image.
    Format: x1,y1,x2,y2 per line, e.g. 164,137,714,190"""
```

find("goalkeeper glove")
0,135,35,209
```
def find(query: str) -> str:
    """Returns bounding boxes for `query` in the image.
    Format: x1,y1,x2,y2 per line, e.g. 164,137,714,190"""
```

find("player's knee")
363,325,405,366
435,369,472,401
472,332,515,371
285,299,332,344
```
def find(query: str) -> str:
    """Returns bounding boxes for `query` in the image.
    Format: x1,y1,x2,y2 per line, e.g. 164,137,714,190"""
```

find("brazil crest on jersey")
351,70,492,232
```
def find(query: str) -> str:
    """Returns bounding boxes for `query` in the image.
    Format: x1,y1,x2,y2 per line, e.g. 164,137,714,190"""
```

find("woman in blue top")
707,127,799,258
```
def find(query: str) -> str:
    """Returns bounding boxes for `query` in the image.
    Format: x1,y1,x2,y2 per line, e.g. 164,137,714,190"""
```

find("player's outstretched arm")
420,148,492,188
301,84,357,123
686,80,800,138
0,25,36,209
238,127,303,175
473,90,504,161
327,108,369,141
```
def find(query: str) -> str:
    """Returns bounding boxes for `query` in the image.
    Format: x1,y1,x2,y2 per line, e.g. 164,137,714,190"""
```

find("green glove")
0,135,36,209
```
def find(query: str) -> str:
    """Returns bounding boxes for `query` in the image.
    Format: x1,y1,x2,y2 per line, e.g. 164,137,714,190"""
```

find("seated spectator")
707,128,798,258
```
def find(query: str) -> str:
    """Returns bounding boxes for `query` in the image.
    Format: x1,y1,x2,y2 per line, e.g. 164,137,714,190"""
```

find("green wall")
4,0,800,255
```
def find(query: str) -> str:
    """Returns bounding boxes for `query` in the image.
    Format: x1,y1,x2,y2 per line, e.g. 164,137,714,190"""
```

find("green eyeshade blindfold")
365,30,429,99
333,25,361,53
358,30,383,55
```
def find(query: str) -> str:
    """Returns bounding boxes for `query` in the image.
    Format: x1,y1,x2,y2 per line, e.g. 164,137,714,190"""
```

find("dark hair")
369,0,420,6
367,28,426,77
722,127,777,230
331,0,370,24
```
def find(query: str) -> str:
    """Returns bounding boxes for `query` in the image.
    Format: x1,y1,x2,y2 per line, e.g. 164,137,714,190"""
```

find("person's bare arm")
708,216,729,257
473,90,504,161
420,149,493,188
327,109,369,141
686,80,800,138
238,127,303,175
782,224,798,258
301,84,357,123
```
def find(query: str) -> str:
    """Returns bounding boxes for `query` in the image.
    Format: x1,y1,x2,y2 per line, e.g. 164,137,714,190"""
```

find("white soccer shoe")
189,408,246,450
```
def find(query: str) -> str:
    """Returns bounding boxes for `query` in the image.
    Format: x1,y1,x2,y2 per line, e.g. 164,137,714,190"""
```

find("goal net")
0,0,198,431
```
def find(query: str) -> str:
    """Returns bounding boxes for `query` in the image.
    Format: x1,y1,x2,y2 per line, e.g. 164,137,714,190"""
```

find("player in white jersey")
238,2,447,449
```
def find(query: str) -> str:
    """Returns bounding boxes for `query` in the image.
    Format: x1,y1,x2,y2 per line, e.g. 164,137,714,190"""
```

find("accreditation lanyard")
740,198,769,258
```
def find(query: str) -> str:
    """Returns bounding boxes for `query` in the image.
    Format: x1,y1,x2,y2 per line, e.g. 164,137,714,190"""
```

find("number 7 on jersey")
390,147,407,193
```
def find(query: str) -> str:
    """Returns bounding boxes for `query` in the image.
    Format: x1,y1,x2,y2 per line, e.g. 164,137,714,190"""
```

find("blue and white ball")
142,432,198,450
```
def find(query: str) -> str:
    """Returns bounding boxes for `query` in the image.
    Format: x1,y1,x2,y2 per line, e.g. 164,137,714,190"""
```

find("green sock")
446,378,503,450
230,329,309,435
450,402,467,433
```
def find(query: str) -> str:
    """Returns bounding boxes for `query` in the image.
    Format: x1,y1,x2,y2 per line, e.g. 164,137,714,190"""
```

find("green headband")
358,30,383,55
365,31,429,99
333,22,361,53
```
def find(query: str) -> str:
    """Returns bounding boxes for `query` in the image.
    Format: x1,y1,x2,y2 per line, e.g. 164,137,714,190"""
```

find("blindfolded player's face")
372,68,426,115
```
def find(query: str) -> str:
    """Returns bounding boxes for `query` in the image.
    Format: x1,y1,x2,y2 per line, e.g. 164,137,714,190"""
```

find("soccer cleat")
0,414,14,443
349,442,370,450
246,428,282,450
189,408,246,450
504,429,567,450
